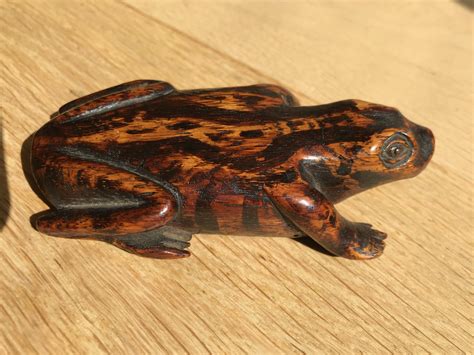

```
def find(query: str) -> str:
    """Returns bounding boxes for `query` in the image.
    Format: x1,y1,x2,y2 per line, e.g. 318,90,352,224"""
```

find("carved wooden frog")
30,80,434,260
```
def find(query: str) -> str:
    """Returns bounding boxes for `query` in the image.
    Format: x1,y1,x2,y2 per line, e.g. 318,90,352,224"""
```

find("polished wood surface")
30,81,434,260
1,1,471,353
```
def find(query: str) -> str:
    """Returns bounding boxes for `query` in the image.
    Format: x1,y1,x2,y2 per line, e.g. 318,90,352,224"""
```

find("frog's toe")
372,229,388,240
109,228,193,259
340,223,387,260
112,240,190,259
158,226,192,242
357,223,387,240
160,237,191,250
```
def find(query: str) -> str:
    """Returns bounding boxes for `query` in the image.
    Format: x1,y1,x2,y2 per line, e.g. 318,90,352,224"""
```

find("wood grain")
0,0,472,353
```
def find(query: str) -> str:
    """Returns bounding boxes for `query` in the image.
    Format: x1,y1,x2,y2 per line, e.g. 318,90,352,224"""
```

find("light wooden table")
1,1,472,353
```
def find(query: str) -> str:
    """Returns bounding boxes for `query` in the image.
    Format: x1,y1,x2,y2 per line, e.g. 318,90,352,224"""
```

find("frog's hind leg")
182,83,299,112
52,80,176,123
35,208,191,259
34,202,175,239
250,84,300,106
33,149,184,259
110,227,192,259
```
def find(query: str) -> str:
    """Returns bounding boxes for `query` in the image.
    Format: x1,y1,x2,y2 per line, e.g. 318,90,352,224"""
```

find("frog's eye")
380,132,413,168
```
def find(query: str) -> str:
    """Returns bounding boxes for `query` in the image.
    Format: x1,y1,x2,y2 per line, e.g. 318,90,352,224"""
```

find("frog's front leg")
264,182,386,259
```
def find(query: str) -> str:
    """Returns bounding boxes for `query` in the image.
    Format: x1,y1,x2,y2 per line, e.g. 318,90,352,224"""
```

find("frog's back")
31,80,301,188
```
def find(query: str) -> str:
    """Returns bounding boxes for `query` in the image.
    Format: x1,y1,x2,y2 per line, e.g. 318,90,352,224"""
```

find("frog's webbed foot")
110,227,192,259
339,221,387,260
34,207,191,259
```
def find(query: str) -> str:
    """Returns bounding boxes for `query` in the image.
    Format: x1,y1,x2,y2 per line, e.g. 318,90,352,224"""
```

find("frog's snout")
413,124,435,169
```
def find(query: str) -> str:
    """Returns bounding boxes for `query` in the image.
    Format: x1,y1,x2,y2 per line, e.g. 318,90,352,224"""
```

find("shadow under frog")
27,80,434,260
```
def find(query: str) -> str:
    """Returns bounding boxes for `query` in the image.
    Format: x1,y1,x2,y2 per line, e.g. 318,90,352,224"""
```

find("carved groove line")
61,89,175,124
55,145,184,217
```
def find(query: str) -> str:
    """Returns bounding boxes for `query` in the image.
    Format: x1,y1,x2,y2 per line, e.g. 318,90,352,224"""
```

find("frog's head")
300,100,435,202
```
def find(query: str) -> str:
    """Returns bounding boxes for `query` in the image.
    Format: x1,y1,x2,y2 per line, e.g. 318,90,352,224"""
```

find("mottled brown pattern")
29,80,434,260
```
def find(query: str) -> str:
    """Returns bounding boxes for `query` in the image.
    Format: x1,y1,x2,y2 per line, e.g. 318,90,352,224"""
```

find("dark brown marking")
127,128,155,134
167,121,201,130
240,130,264,138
